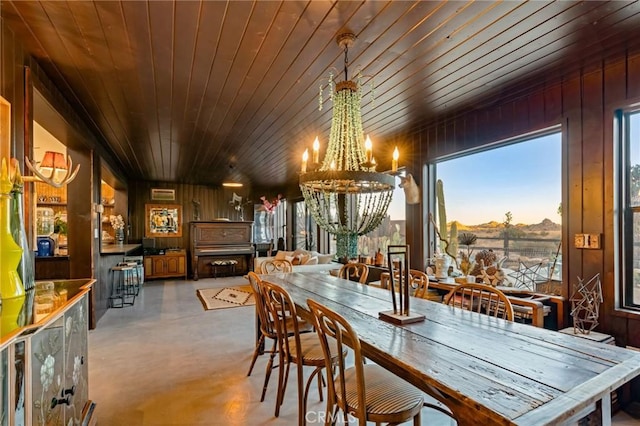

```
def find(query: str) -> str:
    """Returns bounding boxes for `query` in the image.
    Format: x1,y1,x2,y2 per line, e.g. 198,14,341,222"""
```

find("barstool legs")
109,265,136,308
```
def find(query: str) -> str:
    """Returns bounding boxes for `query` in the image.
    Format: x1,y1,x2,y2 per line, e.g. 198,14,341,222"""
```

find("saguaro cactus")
432,179,458,267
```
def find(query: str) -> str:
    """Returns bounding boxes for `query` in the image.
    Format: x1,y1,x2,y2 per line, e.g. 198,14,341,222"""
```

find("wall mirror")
145,204,182,238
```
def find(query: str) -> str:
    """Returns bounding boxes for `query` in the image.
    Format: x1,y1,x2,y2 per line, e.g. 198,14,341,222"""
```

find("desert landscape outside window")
434,132,562,293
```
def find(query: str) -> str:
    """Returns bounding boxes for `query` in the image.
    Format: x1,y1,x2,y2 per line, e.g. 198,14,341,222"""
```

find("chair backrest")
444,282,514,321
409,269,430,298
246,272,278,338
260,280,303,363
259,259,293,274
338,263,369,283
307,298,367,422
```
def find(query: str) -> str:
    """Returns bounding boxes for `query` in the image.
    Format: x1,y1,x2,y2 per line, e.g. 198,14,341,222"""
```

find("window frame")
617,108,640,310
426,128,563,289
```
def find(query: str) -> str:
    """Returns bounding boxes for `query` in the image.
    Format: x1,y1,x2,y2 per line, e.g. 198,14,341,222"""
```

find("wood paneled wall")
1,18,130,327
411,49,640,348
128,180,256,251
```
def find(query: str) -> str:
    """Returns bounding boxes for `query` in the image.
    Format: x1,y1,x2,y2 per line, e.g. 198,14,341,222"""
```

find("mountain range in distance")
452,218,561,232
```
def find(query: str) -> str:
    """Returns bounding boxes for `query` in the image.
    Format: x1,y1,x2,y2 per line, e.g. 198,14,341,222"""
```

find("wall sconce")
24,151,80,188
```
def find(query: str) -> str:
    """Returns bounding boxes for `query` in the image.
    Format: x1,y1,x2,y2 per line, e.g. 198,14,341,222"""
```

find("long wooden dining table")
260,272,640,426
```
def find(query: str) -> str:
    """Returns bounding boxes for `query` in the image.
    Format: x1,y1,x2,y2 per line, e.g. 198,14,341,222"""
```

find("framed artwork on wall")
145,204,182,238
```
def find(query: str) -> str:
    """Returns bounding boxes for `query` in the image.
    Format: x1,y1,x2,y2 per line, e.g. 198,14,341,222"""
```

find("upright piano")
190,221,254,280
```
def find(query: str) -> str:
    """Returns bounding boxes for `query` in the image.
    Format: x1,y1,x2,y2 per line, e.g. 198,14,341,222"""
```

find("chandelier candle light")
299,32,397,260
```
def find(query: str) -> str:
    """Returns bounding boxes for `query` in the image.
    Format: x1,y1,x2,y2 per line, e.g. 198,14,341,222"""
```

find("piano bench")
210,260,238,278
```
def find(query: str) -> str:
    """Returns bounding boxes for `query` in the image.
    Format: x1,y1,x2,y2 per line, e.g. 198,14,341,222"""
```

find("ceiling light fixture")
299,31,397,260
222,182,243,188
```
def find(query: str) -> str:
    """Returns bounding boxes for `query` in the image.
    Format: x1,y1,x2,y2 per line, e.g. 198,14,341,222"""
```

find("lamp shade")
40,151,67,170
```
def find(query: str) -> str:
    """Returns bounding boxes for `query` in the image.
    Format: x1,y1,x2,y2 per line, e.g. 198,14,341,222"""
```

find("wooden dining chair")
260,280,345,425
307,298,425,425
338,263,369,283
444,282,514,321
260,259,293,274
245,272,312,403
409,269,430,298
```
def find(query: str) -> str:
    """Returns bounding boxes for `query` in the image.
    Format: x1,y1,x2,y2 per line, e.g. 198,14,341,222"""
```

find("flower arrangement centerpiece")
109,214,125,243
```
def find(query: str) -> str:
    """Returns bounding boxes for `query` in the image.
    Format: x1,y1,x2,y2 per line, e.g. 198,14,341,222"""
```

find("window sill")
612,307,640,319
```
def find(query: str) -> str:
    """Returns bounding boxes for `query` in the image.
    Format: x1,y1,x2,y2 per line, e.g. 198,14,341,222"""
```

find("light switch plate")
574,233,601,249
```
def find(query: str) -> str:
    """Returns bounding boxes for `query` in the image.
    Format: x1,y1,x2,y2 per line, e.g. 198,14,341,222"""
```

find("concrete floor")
88,277,639,425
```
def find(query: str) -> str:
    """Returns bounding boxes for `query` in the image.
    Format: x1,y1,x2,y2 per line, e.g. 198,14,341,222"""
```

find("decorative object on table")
432,253,450,279
469,249,498,277
508,259,549,290
9,159,35,291
0,158,25,300
36,236,55,257
379,244,424,325
196,285,255,311
467,249,508,287
374,248,384,267
145,204,182,238
458,232,477,276
109,214,125,244
299,31,396,260
569,273,603,334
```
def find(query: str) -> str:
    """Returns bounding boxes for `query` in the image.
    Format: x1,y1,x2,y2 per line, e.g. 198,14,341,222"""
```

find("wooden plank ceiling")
2,1,640,188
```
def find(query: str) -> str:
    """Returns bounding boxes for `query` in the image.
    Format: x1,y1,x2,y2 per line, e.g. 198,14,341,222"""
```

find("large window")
620,110,640,308
292,199,317,251
434,131,562,291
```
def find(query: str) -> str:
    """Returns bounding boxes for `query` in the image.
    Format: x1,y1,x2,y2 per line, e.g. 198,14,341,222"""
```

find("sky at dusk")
436,133,562,225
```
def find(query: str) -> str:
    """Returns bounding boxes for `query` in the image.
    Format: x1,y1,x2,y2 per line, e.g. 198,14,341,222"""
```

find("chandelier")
299,32,397,260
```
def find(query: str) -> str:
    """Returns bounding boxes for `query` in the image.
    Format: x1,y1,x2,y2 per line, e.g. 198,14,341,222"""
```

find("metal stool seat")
109,265,137,307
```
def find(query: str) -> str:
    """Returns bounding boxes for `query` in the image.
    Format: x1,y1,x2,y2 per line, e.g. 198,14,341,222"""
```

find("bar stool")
109,264,136,308
121,261,142,296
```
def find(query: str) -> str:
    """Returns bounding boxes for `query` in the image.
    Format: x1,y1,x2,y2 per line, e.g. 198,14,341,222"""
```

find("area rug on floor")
196,285,255,310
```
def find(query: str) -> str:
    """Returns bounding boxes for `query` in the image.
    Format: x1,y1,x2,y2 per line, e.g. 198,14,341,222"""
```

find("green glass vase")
10,166,35,291
0,159,25,300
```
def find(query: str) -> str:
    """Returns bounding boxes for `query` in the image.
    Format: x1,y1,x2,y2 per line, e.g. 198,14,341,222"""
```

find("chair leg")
274,350,290,417
260,340,277,402
413,409,421,426
247,334,265,377
316,367,324,402
297,362,305,426
301,366,323,425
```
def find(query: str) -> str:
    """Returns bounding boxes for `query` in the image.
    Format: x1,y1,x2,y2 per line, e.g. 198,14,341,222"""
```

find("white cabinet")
0,279,95,426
